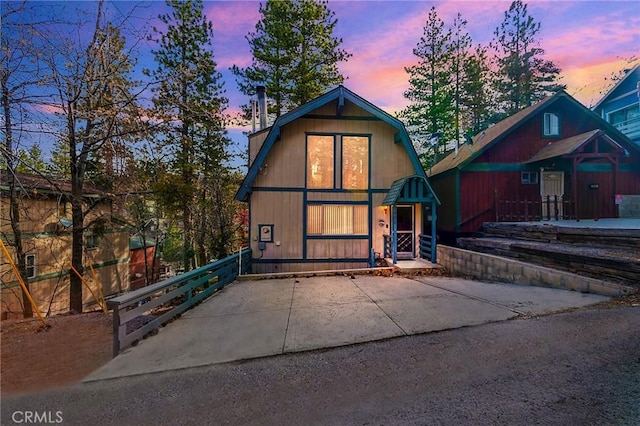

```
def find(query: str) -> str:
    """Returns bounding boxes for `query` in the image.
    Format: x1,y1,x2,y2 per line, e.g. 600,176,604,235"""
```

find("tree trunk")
3,75,33,318
69,201,85,313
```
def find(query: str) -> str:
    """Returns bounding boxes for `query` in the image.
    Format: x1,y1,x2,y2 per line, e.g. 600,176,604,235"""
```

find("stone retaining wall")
437,245,633,297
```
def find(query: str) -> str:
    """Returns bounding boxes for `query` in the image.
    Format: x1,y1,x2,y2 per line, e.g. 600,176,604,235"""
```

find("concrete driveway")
85,275,607,382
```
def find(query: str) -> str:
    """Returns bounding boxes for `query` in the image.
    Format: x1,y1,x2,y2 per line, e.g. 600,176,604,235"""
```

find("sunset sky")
8,0,640,154
199,0,639,145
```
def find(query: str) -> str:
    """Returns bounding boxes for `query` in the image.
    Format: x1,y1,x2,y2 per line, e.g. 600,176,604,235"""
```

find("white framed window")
521,172,538,185
307,204,368,236
543,113,560,137
25,254,36,279
85,233,100,249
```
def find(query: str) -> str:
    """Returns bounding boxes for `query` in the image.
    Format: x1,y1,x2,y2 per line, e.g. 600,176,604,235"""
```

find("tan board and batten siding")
248,98,419,273
1,195,129,317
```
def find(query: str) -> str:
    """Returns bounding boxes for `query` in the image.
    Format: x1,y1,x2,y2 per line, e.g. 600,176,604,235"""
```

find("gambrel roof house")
428,90,640,242
236,86,439,274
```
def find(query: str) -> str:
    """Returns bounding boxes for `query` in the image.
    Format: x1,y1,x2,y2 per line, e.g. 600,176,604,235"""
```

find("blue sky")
6,0,640,159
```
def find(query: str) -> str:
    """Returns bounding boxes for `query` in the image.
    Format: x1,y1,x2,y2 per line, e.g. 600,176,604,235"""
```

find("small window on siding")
543,113,560,136
307,135,334,189
25,254,36,279
307,205,368,235
85,233,100,250
521,172,538,185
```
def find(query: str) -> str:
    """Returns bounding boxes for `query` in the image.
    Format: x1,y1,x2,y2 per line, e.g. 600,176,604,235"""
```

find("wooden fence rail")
496,196,574,222
419,233,435,262
108,248,252,356
383,234,392,259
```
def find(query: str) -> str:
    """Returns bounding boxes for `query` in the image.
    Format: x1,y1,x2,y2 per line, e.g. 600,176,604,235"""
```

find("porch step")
385,258,445,273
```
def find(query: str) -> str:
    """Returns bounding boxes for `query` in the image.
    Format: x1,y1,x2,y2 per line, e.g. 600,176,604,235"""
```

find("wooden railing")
383,234,392,259
419,234,435,262
108,248,252,356
496,196,574,222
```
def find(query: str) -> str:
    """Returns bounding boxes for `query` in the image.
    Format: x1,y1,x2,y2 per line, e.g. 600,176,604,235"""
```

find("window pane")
544,113,559,136
342,136,368,189
307,135,334,189
307,205,323,235
307,205,369,236
324,205,352,235
25,254,36,278
353,205,368,234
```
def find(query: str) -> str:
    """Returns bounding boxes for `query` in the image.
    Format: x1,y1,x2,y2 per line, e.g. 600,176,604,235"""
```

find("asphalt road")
2,307,639,426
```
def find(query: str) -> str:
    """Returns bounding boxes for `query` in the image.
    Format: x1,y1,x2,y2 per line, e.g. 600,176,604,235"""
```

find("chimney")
256,85,267,130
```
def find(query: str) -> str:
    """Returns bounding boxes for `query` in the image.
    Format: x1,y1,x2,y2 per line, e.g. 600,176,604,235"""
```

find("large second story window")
342,136,369,189
543,112,560,137
307,134,369,189
307,135,334,189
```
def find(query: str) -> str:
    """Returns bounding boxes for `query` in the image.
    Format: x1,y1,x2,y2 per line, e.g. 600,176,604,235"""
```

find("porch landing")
386,258,443,272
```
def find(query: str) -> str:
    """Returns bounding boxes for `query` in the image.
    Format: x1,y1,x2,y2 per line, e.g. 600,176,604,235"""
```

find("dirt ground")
1,311,112,395
1,292,638,396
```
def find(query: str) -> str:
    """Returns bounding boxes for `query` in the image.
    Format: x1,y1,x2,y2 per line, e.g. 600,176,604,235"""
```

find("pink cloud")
204,2,261,40
32,103,64,115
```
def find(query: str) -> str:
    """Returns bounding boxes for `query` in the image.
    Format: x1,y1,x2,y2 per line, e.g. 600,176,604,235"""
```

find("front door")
540,171,564,219
396,205,414,258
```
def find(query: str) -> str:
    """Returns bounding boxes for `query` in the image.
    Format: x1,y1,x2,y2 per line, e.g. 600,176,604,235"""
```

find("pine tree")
491,0,565,116
15,144,48,174
400,7,453,167
449,13,473,146
461,45,493,135
232,0,351,120
147,0,230,271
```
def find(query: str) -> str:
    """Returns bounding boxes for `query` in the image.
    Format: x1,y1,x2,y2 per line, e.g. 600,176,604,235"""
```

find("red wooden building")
129,235,161,291
428,90,640,242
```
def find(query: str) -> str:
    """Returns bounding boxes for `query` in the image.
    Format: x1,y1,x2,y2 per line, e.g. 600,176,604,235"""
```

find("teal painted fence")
108,248,252,356
419,233,436,263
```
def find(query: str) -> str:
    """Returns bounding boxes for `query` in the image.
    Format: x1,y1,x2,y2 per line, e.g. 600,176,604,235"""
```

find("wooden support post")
112,306,121,357
392,205,398,265
431,200,437,263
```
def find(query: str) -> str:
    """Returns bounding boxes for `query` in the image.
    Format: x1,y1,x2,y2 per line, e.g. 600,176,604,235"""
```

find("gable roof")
525,129,625,163
592,64,640,112
428,90,639,177
235,85,425,201
382,175,440,206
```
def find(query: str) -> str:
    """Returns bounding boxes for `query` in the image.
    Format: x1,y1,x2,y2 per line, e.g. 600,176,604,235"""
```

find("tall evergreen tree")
461,44,493,135
147,0,230,271
232,0,351,120
449,13,472,146
491,0,564,116
400,7,453,167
